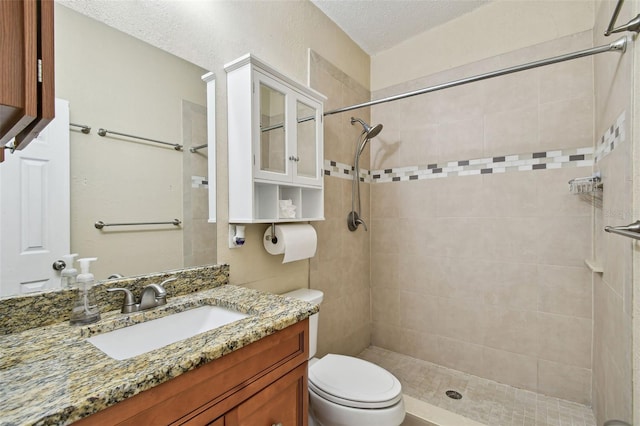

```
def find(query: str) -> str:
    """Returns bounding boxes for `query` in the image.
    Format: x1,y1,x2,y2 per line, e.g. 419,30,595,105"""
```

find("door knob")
52,260,66,271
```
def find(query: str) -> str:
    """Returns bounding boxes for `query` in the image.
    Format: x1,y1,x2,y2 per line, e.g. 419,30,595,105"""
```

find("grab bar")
95,219,182,230
98,128,182,151
604,221,640,240
189,143,208,153
70,123,91,134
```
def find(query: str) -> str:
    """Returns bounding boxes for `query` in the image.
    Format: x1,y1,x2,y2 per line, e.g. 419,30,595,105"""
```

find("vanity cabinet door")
225,363,307,426
0,0,55,153
75,320,308,426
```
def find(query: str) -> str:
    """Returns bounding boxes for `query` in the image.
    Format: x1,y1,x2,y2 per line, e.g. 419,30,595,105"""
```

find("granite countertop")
0,284,318,426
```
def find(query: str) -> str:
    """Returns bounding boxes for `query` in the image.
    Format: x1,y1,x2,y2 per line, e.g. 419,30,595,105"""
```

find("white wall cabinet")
225,54,326,223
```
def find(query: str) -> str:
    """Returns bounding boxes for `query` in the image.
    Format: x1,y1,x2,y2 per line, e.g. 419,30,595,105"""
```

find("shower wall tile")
534,167,593,217
370,31,596,404
431,336,486,379
539,96,593,151
537,312,592,369
437,118,485,164
536,216,592,267
537,265,592,319
483,307,539,355
539,56,593,105
372,322,404,352
484,105,538,157
481,347,538,391
372,286,400,326
538,359,592,405
484,69,539,113
309,51,371,359
483,263,538,311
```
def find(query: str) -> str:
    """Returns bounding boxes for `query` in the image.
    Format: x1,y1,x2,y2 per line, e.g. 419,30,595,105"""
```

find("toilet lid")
308,354,403,409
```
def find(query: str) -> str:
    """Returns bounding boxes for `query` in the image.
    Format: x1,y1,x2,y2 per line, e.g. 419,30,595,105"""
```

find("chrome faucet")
107,278,177,313
139,283,167,310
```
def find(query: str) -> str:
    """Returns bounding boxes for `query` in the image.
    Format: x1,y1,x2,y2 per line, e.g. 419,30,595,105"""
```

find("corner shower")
316,11,638,423
348,117,382,232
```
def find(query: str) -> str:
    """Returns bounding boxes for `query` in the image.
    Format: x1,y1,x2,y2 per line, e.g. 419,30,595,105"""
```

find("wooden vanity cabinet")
75,319,308,426
0,0,55,153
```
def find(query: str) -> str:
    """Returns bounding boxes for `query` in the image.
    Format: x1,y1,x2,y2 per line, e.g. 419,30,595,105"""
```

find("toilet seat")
308,354,403,409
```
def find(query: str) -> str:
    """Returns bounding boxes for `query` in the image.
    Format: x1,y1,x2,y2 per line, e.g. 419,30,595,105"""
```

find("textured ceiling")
311,0,491,55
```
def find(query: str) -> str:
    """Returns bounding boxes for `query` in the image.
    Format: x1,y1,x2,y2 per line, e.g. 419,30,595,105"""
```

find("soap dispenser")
70,257,101,325
60,253,78,289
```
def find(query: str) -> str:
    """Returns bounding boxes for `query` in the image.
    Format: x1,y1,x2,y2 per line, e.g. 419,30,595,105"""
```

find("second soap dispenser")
70,257,101,325
60,253,78,289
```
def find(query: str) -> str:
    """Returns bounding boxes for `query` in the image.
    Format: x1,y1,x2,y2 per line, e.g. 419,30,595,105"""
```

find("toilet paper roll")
263,224,317,263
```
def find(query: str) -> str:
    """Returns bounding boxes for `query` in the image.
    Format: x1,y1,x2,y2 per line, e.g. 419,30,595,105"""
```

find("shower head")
351,117,383,139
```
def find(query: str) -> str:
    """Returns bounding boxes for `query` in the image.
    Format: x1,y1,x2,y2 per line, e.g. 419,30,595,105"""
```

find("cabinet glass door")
259,82,286,175
295,100,317,180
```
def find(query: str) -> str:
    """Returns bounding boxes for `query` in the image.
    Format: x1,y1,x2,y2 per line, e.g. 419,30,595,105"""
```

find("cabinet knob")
288,155,300,162
272,423,283,426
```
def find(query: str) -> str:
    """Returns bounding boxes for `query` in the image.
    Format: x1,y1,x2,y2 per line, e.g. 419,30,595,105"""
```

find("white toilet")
283,288,405,426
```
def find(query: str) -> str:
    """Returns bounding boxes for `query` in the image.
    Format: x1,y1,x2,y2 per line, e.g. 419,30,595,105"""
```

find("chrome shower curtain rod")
324,37,628,117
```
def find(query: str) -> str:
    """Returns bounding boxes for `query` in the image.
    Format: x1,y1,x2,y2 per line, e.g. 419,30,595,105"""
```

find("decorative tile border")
191,175,208,189
323,160,370,181
323,111,624,184
594,111,625,163
324,147,593,183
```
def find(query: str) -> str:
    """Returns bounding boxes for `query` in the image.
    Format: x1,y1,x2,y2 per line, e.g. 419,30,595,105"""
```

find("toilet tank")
282,288,323,359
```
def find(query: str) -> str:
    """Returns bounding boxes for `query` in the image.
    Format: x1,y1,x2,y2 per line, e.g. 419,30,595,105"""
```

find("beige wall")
55,5,210,280
369,31,596,404
371,0,594,91
592,0,635,423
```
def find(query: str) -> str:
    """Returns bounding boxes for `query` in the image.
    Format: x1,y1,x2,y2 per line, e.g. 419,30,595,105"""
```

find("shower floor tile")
358,346,596,426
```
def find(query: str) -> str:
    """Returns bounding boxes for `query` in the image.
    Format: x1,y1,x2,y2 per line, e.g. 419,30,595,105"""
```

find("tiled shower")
309,1,634,423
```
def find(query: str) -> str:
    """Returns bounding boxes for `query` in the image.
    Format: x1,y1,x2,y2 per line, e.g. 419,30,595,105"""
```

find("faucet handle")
107,288,137,313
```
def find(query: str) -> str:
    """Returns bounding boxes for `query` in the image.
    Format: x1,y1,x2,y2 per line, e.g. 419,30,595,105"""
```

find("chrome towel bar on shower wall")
189,143,208,153
604,221,640,240
70,123,91,134
95,219,182,230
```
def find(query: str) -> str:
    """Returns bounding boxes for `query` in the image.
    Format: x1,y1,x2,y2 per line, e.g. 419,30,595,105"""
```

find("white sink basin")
87,305,250,360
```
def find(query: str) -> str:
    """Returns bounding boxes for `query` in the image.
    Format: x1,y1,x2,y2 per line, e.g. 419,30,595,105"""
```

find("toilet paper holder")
265,223,278,244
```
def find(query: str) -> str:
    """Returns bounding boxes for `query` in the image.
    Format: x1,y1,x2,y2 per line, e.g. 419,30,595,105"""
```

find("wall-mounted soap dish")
569,173,603,194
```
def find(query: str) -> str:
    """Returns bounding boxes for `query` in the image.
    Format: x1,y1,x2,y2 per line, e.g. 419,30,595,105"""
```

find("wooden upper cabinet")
0,0,55,152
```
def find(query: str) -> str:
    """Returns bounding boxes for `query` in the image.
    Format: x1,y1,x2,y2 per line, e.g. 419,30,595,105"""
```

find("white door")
0,99,70,297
